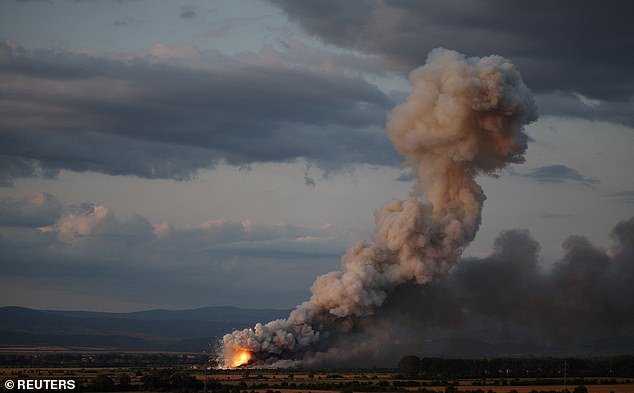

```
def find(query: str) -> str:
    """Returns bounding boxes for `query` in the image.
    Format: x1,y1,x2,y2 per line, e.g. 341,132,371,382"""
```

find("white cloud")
0,193,346,309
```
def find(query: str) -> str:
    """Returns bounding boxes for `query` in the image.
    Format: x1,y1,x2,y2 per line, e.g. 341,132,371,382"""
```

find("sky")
0,0,633,312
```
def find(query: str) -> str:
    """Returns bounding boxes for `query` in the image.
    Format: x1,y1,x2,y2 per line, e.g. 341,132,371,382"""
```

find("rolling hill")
0,306,289,352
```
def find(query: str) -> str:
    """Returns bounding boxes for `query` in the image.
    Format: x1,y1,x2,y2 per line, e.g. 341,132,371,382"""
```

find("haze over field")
0,0,633,363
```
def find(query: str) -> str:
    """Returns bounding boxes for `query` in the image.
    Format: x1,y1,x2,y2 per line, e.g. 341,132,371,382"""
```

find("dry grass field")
198,371,634,393
1,353,633,393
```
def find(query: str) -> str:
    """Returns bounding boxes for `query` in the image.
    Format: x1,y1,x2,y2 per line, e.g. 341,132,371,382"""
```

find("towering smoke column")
219,48,538,367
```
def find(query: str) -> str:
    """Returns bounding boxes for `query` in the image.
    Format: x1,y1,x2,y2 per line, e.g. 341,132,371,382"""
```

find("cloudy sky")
0,0,632,312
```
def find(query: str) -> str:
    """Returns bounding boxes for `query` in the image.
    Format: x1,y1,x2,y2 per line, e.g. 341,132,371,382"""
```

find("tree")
169,371,199,392
117,373,131,390
398,355,421,377
91,374,114,392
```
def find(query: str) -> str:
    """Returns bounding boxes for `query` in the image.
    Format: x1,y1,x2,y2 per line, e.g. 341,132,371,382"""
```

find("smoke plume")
375,217,634,359
218,48,538,367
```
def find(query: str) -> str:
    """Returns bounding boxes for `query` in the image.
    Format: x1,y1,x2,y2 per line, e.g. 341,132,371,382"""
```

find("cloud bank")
0,192,346,309
0,40,397,185
271,0,634,125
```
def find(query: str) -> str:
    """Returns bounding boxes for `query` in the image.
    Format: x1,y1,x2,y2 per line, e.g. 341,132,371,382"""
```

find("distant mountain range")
0,306,290,352
2,306,634,356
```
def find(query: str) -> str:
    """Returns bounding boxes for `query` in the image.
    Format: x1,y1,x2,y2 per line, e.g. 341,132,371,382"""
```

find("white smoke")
218,48,538,367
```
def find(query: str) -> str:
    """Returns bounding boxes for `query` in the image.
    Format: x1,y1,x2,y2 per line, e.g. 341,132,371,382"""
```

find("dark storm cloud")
525,164,597,185
0,156,59,187
535,92,634,127
0,41,398,184
379,217,634,352
0,130,219,183
270,0,634,124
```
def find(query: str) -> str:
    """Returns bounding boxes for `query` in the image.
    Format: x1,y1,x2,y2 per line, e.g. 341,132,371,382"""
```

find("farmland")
1,351,633,393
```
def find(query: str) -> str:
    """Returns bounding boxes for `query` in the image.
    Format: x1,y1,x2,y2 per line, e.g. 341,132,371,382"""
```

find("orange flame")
229,348,252,368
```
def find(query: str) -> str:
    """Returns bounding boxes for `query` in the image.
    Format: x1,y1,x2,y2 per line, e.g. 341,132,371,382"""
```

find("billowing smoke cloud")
219,48,537,367
374,217,634,359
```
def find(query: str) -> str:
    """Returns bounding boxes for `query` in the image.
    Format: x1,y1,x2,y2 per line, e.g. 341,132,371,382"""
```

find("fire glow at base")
227,347,253,368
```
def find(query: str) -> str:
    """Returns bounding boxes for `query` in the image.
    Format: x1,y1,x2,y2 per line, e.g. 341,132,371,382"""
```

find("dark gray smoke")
376,217,634,359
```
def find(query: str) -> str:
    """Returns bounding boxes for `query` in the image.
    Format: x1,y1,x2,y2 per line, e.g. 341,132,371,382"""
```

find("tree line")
397,355,634,379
